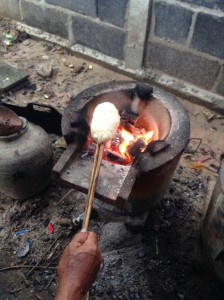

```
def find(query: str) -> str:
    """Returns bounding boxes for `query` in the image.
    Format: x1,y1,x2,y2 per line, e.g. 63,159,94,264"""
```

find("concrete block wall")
145,0,224,98
0,0,224,109
0,0,129,60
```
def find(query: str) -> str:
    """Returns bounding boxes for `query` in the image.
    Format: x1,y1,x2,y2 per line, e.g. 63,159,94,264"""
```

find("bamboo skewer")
82,142,105,231
82,143,104,300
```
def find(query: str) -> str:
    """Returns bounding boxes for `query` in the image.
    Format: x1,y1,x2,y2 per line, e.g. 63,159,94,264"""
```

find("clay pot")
0,117,54,199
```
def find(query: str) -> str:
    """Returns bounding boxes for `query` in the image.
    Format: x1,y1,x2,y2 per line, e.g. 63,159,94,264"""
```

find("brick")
46,0,97,17
21,1,69,39
0,0,21,20
178,0,224,11
145,42,220,90
154,1,193,44
71,16,126,59
98,0,129,28
216,68,224,96
191,12,224,59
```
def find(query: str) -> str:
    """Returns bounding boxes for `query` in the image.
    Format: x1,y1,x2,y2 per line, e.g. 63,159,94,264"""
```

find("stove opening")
81,93,171,165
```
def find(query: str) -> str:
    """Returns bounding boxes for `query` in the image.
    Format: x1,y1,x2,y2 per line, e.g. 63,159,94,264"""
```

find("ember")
104,125,154,164
82,123,154,165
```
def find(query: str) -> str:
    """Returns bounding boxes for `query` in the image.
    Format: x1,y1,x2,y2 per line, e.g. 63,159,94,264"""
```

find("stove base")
93,198,149,228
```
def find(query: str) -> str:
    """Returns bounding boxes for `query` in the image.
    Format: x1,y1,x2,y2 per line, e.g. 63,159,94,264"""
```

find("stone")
71,16,126,59
36,63,53,78
99,222,142,251
154,1,193,44
21,0,69,39
191,12,224,59
145,42,221,90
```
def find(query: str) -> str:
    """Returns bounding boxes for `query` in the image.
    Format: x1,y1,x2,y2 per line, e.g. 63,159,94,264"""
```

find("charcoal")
120,107,138,124
121,122,136,134
110,130,122,151
106,149,127,165
127,138,146,158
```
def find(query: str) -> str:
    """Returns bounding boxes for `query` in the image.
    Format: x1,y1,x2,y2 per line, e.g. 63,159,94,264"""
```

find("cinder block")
145,42,220,90
98,0,128,28
0,0,21,20
216,68,224,96
71,16,126,59
154,1,193,44
191,12,224,59
179,0,224,11
21,1,69,39
46,0,97,17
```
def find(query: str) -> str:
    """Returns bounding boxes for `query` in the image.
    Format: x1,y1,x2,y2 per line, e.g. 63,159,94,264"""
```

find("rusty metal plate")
56,153,131,207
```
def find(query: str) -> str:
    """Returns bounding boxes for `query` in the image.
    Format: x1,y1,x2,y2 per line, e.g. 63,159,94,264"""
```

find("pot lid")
0,106,23,136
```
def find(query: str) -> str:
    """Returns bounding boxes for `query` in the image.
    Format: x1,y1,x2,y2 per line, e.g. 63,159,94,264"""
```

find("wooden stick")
82,143,104,300
57,189,74,205
82,142,104,231
85,293,90,300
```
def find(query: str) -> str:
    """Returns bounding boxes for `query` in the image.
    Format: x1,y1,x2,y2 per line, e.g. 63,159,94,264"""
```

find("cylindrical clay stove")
53,81,190,216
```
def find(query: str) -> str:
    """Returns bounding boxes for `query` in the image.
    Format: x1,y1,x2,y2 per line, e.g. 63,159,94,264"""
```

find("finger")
70,231,88,248
86,231,98,245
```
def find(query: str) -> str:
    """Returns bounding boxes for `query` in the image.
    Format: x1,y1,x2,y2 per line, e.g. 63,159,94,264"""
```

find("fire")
105,125,154,165
140,130,154,143
119,128,134,157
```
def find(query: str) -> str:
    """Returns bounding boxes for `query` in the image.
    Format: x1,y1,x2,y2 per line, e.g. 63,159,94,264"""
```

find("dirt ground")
0,18,224,300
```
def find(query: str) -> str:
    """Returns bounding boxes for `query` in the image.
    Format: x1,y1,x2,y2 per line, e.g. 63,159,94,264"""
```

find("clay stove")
53,81,190,216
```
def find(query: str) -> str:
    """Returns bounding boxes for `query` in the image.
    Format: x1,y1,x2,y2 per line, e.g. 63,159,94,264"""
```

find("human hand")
55,231,103,300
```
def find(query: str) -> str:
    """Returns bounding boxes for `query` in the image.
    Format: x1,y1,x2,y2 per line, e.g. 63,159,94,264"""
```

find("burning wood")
127,138,146,158
114,126,154,164
80,103,156,166
105,149,128,165
84,124,155,165
108,130,122,151
121,122,136,134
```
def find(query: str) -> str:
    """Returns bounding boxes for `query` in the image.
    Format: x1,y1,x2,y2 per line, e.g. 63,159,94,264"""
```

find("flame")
85,124,155,166
118,126,154,163
119,128,134,157
101,125,155,165
140,130,154,144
